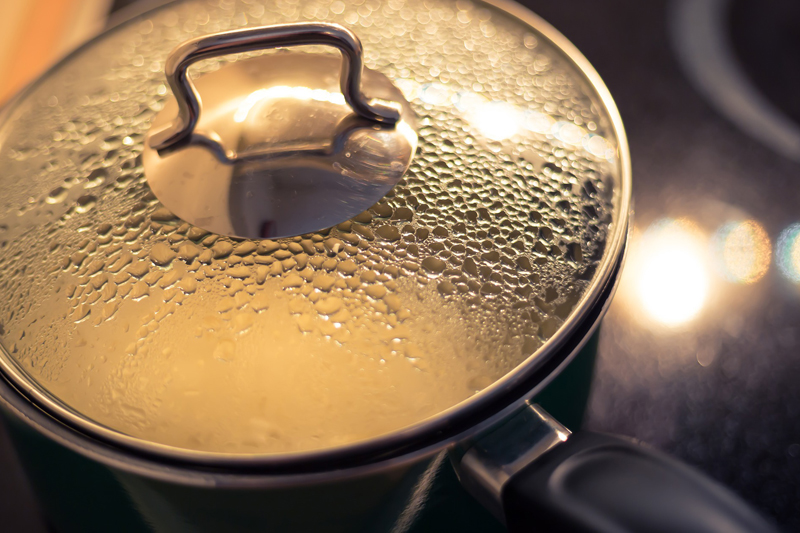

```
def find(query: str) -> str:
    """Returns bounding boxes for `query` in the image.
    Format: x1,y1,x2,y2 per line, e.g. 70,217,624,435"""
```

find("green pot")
0,330,600,533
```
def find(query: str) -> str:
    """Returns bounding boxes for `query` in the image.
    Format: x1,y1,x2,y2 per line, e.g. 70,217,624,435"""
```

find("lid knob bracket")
148,22,402,154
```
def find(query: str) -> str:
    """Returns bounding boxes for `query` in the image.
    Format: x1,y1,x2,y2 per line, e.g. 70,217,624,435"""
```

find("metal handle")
454,403,779,533
149,22,401,152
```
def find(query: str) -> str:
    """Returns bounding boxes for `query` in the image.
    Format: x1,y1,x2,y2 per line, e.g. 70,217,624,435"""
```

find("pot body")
0,0,629,530
0,333,598,533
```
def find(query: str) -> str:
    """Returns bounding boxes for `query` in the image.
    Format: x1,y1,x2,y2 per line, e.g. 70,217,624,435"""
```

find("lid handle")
149,22,402,153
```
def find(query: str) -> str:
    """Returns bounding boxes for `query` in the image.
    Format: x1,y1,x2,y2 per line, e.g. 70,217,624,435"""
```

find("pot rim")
0,246,626,485
0,0,632,473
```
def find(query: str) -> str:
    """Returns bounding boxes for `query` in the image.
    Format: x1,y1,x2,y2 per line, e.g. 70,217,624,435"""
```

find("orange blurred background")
0,0,111,104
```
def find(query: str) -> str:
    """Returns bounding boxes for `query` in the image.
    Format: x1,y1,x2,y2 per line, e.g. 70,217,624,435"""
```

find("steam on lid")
0,0,619,454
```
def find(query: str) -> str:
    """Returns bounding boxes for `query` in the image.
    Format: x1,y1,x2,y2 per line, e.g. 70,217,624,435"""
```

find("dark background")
2,0,800,531
520,0,800,530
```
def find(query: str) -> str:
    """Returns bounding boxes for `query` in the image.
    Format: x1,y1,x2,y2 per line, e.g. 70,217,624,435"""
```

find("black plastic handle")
503,432,779,533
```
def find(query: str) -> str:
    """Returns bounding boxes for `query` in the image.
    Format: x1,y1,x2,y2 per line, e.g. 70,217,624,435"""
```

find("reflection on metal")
149,22,401,152
634,219,709,326
712,220,771,284
388,452,446,533
233,86,347,124
144,51,417,239
777,223,800,283
396,79,615,159
455,402,570,525
670,0,800,162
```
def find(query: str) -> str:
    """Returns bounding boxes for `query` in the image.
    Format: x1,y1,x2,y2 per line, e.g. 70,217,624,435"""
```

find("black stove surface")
521,0,800,529
730,0,800,128
1,0,799,531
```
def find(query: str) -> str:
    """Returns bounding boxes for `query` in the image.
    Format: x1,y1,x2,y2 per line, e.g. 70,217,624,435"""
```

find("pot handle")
454,403,779,533
148,22,400,153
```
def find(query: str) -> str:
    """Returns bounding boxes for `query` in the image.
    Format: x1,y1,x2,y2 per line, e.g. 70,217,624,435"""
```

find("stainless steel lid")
0,0,630,459
143,23,419,239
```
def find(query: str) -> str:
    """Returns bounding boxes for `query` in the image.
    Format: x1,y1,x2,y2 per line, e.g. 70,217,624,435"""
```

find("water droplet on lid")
282,273,303,288
337,260,358,275
130,281,149,300
567,242,583,263
227,266,251,279
314,274,336,292
46,187,67,204
480,282,502,296
315,297,342,315
177,242,201,262
371,203,393,218
85,168,106,189
178,277,197,294
255,266,269,285
437,280,456,295
75,195,97,213
212,241,233,259
421,256,446,273
391,207,414,221
233,241,257,256
375,225,401,241
365,284,388,299
149,243,176,266
187,227,209,241
257,240,280,255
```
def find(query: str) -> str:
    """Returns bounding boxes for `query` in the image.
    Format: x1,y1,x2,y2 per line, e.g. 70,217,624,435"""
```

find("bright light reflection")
552,121,586,145
468,101,521,141
452,90,489,112
712,220,771,284
234,86,347,123
524,111,555,134
777,223,800,283
635,219,709,326
394,78,421,101
583,133,616,160
418,82,452,105
395,79,615,160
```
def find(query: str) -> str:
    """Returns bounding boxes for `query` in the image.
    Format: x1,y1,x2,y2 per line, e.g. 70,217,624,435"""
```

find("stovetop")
533,0,800,528
1,0,799,531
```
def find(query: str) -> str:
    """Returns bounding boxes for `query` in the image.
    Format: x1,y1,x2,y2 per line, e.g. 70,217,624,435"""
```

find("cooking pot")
0,0,779,531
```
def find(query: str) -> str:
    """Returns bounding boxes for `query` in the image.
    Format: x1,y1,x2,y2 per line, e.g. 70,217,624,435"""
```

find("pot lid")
0,0,629,457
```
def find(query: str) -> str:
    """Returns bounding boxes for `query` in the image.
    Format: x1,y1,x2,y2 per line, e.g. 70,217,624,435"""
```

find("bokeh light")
634,219,709,326
712,220,771,284
777,223,800,283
